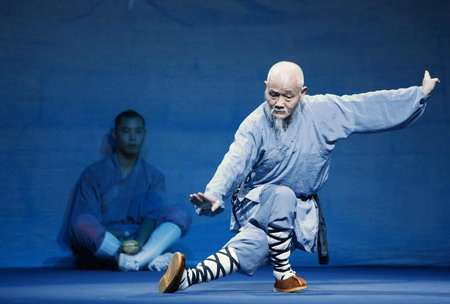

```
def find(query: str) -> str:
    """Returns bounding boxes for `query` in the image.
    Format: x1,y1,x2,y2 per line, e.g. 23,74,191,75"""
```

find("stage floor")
1,266,449,303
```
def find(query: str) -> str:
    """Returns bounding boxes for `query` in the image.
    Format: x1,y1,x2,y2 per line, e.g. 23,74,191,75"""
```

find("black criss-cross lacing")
268,222,293,275
187,247,240,286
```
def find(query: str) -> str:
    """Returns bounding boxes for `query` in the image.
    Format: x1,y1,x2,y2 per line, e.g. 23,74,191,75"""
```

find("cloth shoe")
117,253,139,272
273,275,307,292
148,252,174,272
158,252,186,293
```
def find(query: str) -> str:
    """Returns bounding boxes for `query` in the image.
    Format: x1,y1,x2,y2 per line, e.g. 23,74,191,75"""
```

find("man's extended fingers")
190,193,203,204
424,70,440,83
197,192,209,201
211,200,222,212
422,70,440,96
190,193,216,211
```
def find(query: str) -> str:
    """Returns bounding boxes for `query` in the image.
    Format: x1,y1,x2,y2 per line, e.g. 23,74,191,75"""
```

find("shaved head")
266,61,304,91
264,61,308,126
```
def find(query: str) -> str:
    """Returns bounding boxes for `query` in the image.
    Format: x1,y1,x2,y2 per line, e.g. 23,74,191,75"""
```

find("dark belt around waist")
296,194,316,200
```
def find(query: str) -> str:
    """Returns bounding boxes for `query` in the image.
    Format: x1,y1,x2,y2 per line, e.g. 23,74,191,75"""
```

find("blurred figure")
69,110,191,271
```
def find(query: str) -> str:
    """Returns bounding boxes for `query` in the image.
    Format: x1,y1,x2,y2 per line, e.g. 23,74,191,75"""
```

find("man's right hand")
190,192,223,212
422,70,440,97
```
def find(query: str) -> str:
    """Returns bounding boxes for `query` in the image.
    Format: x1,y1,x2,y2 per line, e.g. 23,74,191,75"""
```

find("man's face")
265,75,306,121
113,117,146,156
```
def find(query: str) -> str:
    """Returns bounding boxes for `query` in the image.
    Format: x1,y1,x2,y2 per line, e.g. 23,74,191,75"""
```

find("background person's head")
112,110,146,158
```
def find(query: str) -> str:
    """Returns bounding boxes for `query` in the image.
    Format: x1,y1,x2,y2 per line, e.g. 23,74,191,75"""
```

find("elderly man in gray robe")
158,61,440,293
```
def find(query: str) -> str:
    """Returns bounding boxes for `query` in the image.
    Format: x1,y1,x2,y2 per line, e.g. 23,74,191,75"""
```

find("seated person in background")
69,109,191,271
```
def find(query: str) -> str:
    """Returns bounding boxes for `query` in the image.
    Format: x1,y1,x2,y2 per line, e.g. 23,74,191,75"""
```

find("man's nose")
129,132,136,141
275,97,285,108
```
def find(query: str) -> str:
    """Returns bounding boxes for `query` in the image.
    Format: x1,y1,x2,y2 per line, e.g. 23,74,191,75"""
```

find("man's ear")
111,128,117,140
300,86,308,100
264,80,268,89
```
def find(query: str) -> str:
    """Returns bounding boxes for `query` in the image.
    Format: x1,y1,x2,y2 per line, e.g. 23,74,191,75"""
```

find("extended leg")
159,247,240,293
159,219,272,293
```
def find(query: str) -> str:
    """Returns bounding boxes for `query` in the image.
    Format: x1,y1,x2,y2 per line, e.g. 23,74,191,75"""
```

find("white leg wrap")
134,222,182,269
268,223,294,280
94,231,121,260
179,247,239,290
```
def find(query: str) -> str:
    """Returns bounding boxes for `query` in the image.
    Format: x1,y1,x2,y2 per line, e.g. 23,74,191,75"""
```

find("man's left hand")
422,70,440,97
190,192,223,212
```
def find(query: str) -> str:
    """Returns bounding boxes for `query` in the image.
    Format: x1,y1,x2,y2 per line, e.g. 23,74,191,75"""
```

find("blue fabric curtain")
0,0,449,267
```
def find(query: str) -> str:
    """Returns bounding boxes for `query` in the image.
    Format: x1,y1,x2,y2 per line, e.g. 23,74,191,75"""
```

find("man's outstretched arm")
309,70,440,143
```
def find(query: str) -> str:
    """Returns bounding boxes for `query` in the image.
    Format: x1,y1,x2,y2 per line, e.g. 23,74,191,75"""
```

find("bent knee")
260,185,297,215
71,214,102,235
273,185,296,199
266,185,297,204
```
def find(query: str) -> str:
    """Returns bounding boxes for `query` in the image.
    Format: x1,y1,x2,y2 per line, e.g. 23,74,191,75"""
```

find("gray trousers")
225,184,329,275
224,185,296,275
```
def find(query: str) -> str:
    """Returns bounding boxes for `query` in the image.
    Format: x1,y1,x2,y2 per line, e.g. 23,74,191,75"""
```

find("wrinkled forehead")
267,73,301,93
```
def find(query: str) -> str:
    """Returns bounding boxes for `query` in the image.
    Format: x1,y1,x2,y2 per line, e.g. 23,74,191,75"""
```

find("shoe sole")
273,285,307,293
158,252,186,293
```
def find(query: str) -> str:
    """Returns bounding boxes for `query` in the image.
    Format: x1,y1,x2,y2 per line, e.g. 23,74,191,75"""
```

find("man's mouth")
273,110,288,115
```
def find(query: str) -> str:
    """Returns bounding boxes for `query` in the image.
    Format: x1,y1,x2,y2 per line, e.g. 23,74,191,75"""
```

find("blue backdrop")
0,0,449,268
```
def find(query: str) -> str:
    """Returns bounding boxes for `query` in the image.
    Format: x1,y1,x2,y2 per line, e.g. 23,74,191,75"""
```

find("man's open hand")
422,70,440,97
190,192,222,212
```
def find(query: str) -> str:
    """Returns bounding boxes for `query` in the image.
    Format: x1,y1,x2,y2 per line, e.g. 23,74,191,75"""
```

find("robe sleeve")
308,86,427,144
200,115,260,216
70,169,103,224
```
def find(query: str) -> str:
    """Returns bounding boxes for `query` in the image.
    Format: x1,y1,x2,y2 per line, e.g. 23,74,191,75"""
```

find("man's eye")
269,91,279,97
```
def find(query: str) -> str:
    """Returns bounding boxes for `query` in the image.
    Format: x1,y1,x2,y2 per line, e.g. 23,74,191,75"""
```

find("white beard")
274,116,286,133
270,109,289,141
